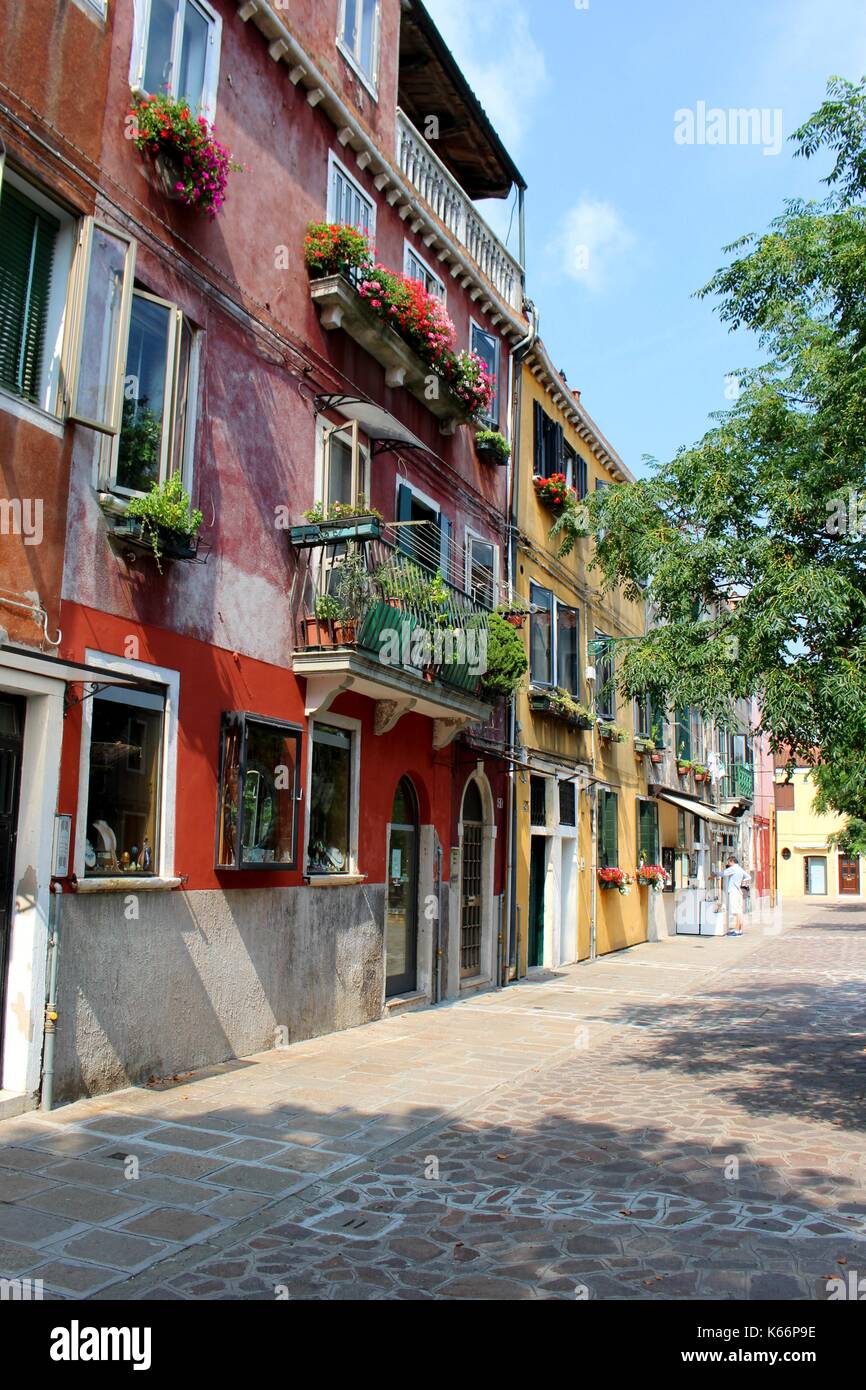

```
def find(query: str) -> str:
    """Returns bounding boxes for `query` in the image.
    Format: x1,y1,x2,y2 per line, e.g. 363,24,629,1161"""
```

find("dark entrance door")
528,835,547,967
385,777,419,997
0,696,25,1074
460,781,484,979
839,856,861,895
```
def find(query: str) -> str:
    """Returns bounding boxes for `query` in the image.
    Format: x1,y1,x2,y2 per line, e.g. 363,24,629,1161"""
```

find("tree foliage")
587,77,866,819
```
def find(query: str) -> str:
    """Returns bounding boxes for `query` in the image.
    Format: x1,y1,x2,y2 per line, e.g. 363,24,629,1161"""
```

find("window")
327,152,375,237
338,0,380,89
321,418,370,512
307,720,357,875
530,776,547,827
594,633,616,720
84,686,165,877
106,289,200,494
637,799,659,864
216,713,302,870
131,0,223,122
404,243,445,301
530,585,579,692
598,789,618,868
533,400,563,479
674,707,692,760
471,322,499,425
396,481,451,577
529,583,553,685
774,782,795,812
559,779,576,827
466,532,498,609
635,694,666,745
556,605,579,694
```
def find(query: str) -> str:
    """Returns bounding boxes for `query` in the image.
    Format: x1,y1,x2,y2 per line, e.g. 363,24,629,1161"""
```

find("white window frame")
316,414,371,511
73,650,181,886
529,583,579,694
326,150,376,237
72,0,108,22
0,167,77,420
471,318,500,425
99,288,202,497
403,241,446,301
336,0,381,99
305,712,362,880
464,528,499,608
129,0,223,123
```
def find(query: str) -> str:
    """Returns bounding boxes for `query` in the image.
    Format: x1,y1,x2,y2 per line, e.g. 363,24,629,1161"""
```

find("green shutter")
0,185,59,403
638,801,659,864
599,790,618,868
675,706,691,759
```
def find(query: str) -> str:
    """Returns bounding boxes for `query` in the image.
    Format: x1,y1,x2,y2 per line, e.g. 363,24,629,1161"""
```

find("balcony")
396,111,524,312
289,528,492,747
721,763,754,805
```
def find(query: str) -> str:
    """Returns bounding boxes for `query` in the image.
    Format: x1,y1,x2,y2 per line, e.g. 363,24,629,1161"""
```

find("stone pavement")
0,900,864,1300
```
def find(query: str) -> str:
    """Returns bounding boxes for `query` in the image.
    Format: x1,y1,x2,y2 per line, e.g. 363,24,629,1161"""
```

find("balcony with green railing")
721,762,754,803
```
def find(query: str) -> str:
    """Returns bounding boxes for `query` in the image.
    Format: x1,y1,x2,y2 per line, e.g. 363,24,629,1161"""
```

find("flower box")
528,691,594,729
111,516,199,564
290,516,384,548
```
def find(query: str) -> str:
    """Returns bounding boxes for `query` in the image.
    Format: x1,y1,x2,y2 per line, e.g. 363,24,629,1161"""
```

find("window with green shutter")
675,706,692,760
598,789,619,867
637,799,659,865
0,184,59,404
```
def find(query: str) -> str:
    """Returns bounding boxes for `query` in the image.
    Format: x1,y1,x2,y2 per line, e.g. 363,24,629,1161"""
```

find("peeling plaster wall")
54,882,387,1101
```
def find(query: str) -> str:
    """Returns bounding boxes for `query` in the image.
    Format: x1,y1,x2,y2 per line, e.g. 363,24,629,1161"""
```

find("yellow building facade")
775,768,864,901
510,344,653,973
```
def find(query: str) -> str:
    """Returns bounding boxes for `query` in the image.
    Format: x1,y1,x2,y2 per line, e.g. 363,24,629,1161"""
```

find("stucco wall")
54,881,387,1100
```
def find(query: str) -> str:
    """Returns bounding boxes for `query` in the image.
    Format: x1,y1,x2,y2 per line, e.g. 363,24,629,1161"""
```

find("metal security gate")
460,821,483,978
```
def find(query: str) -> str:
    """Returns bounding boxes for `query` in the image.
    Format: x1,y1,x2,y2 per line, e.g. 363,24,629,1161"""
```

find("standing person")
721,855,750,936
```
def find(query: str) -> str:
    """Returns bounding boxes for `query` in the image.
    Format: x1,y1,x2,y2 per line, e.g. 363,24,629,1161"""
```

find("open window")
471,321,499,425
216,713,302,871
466,531,498,609
65,219,137,434
130,0,223,122
396,480,451,577
321,417,370,512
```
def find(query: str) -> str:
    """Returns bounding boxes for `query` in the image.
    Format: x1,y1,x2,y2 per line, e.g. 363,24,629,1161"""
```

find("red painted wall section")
58,601,467,893
0,415,71,647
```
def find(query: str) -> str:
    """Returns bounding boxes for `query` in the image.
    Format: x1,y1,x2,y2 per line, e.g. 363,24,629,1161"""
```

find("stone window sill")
304,873,367,888
73,876,183,893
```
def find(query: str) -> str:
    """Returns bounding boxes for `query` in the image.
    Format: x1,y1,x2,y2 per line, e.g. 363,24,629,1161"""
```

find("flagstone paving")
0,900,863,1299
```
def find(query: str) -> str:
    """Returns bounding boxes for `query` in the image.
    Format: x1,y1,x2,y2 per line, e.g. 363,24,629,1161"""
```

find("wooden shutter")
552,421,564,476
638,801,658,863
575,452,588,499
0,185,58,403
600,790,618,867
533,399,544,477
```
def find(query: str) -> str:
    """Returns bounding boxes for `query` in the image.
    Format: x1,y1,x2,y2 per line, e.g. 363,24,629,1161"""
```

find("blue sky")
425,0,866,475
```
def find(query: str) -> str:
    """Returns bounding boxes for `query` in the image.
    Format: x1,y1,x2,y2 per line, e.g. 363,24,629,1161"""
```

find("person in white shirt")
721,855,750,936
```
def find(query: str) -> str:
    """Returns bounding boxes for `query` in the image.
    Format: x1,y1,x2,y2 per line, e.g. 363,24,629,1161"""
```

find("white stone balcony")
396,110,524,313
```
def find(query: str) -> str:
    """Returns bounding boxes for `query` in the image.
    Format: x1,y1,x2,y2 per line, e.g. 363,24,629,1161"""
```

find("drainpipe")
503,299,539,982
41,882,62,1111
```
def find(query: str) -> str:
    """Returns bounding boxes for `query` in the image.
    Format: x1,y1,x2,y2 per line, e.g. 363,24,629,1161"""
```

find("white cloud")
549,197,637,292
422,0,545,154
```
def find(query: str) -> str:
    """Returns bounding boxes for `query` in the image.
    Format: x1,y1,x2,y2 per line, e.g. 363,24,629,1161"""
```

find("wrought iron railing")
396,110,524,311
289,531,490,697
722,763,754,802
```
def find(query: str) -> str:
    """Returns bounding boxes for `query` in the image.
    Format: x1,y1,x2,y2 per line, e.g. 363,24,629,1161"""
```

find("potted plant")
291,496,384,547
330,546,373,643
692,762,709,783
479,612,528,700
130,94,241,218
475,429,511,466
598,866,633,896
303,592,342,647
633,735,655,755
304,221,372,279
598,721,628,744
120,473,203,572
676,745,693,777
496,599,531,630
636,863,670,892
533,473,575,512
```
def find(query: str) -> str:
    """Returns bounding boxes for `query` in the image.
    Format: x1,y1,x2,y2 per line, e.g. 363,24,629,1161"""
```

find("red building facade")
0,0,527,1102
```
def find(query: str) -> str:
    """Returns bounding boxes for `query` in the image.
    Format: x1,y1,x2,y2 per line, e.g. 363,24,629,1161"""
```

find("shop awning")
652,789,739,828
0,646,145,688
315,395,434,456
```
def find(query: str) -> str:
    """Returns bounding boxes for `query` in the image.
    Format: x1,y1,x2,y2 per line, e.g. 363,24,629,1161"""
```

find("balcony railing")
290,529,490,698
396,110,524,312
722,763,754,802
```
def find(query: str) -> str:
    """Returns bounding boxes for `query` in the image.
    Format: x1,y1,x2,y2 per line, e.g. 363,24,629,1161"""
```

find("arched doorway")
385,777,419,997
460,779,485,979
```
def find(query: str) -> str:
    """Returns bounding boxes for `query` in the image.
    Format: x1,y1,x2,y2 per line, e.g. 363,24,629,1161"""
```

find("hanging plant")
131,94,241,217
548,493,590,558
533,473,575,511
124,473,203,572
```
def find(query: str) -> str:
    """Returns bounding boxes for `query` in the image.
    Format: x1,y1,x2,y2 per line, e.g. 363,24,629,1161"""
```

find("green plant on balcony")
692,761,709,783
314,593,343,621
598,721,628,743
496,599,530,629
633,735,656,753
124,473,203,572
304,221,372,278
676,746,694,776
475,429,511,465
479,611,528,699
331,546,373,625
302,495,382,525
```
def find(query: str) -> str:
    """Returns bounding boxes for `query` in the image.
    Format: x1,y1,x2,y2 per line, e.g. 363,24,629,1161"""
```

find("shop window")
307,721,356,875
83,687,165,876
216,713,302,870
131,0,223,121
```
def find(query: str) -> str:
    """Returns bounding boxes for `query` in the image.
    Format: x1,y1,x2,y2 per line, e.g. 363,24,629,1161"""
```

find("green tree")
583,77,866,818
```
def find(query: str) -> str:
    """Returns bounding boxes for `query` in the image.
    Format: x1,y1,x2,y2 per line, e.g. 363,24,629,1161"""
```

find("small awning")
0,645,149,689
315,395,434,456
652,789,739,828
